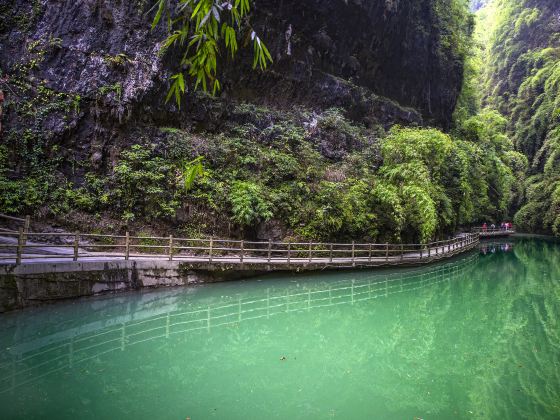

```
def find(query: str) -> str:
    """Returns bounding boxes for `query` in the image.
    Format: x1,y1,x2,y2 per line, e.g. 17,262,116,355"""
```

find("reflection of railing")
472,227,515,236
0,230,479,267
0,253,478,394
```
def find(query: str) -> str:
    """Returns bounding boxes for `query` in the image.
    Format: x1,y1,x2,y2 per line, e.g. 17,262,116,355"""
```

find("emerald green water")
1,237,559,419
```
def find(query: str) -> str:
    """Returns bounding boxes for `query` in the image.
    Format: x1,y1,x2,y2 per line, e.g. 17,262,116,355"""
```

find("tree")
151,0,272,107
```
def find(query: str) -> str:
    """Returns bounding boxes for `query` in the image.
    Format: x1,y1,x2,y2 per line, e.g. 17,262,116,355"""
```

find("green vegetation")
152,0,272,106
3,101,519,242
0,35,82,216
470,0,560,235
0,0,42,33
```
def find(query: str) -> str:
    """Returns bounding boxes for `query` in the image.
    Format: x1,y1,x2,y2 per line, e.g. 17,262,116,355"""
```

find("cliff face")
236,0,468,128
0,0,466,153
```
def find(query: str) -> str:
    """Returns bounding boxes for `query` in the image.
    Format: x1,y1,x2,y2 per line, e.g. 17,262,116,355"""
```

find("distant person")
491,223,496,230
500,222,505,230
482,223,487,232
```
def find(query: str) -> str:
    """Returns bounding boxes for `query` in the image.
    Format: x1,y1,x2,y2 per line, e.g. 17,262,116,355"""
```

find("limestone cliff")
0,0,467,163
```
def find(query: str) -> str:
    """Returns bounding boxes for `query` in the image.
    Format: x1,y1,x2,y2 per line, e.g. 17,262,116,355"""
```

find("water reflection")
480,240,514,255
0,254,478,395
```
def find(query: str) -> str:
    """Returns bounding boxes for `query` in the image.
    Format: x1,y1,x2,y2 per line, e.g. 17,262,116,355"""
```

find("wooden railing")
472,226,515,234
0,230,480,267
0,214,30,233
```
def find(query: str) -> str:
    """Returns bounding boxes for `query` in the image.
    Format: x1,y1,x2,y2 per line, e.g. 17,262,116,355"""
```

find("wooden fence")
0,229,480,268
0,214,30,234
472,226,515,234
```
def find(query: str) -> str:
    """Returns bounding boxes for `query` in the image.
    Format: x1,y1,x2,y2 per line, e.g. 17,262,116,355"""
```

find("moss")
0,0,42,33
0,274,18,289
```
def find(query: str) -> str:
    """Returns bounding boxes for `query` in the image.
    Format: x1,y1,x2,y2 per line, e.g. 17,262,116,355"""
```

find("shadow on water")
0,237,559,419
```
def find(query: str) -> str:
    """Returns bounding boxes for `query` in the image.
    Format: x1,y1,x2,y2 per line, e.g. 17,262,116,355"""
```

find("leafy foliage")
152,0,272,106
229,181,273,226
111,145,181,222
379,124,518,241
475,0,560,235
0,91,524,242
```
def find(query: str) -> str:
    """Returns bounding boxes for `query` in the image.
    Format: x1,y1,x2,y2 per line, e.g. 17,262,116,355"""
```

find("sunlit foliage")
474,0,560,235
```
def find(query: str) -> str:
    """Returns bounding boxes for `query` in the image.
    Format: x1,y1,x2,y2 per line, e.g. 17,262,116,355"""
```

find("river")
0,237,559,419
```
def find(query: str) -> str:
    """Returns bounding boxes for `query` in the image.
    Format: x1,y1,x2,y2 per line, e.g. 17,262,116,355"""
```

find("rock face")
0,0,465,172
233,0,465,128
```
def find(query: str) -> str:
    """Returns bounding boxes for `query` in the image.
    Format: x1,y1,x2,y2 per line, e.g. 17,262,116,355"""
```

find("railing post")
420,244,423,259
368,243,372,263
125,231,130,261
120,324,126,351
400,243,404,260
267,239,272,263
329,243,333,263
73,232,79,262
238,297,242,322
24,215,30,232
351,241,355,267
240,240,244,264
209,237,213,263
287,241,291,267
165,312,170,338
16,227,24,265
308,242,313,263
385,243,389,262
168,235,174,262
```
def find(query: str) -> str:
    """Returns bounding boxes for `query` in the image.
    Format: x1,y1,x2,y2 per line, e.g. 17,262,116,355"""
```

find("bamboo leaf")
151,0,166,30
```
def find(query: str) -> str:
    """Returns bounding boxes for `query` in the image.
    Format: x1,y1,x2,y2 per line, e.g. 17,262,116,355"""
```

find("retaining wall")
0,260,263,313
